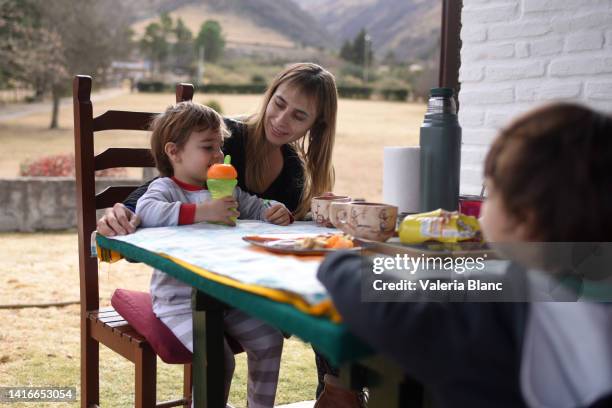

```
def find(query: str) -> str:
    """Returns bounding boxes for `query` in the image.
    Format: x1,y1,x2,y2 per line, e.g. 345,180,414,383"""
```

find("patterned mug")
329,201,398,241
311,195,352,227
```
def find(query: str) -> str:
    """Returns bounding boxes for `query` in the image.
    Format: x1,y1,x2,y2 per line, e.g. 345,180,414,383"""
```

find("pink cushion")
111,289,192,364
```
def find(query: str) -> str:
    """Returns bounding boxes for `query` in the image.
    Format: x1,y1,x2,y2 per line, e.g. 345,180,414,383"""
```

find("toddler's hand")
265,204,292,226
196,197,239,225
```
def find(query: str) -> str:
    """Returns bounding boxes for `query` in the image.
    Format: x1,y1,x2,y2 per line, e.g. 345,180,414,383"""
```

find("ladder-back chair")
73,75,194,408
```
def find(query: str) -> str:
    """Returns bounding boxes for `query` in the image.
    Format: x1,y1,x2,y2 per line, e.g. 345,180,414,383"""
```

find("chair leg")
183,364,193,407
82,333,100,408
135,343,157,408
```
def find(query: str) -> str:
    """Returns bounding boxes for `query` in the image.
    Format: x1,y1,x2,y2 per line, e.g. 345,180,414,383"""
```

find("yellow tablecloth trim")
97,246,341,322
160,253,342,323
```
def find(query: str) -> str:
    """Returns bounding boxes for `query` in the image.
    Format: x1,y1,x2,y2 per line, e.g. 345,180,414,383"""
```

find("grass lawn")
0,92,424,406
0,91,424,201
0,231,317,407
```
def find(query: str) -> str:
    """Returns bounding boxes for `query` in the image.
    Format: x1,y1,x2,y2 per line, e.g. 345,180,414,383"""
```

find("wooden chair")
73,75,194,408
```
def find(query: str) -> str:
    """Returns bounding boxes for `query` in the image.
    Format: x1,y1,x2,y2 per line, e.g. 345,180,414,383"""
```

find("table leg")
340,356,425,408
192,290,226,408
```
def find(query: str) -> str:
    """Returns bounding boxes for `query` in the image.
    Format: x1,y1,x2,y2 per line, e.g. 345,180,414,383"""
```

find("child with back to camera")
318,103,612,408
136,101,292,408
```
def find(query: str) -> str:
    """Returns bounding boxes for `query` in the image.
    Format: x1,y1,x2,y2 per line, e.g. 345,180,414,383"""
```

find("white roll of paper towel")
383,146,420,214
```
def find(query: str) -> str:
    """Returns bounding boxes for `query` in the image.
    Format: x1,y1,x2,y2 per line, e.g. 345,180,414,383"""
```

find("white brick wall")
459,0,612,194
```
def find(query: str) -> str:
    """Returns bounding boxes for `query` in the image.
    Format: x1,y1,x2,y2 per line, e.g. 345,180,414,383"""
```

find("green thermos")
419,87,462,212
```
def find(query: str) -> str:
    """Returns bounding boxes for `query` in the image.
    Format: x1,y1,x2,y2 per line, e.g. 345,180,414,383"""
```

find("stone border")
0,177,142,232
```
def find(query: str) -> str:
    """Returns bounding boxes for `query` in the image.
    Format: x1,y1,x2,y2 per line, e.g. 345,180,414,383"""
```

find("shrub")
339,63,364,80
19,154,127,177
337,86,373,99
137,81,268,95
136,81,171,93
199,83,268,94
251,74,267,84
20,154,74,177
205,99,223,114
380,88,409,101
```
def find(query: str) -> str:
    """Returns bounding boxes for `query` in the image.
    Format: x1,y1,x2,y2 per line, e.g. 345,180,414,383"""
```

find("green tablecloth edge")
97,234,372,366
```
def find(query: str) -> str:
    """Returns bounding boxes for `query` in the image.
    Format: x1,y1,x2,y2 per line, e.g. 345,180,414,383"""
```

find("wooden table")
97,222,423,407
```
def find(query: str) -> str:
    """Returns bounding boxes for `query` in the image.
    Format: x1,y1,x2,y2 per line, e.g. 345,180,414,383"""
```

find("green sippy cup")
206,155,238,224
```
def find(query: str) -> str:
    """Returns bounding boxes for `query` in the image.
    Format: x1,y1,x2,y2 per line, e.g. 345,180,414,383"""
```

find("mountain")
214,0,331,48
293,0,441,62
128,0,331,50
127,0,439,62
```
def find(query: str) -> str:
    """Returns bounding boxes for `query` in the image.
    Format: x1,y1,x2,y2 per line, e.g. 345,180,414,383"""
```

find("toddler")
136,101,292,408
318,103,612,408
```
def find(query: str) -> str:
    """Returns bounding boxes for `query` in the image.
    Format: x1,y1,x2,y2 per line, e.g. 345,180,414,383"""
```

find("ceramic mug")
330,201,399,241
311,195,352,227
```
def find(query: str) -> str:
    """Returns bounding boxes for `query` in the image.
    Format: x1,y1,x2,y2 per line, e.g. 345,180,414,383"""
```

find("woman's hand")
265,204,292,226
97,203,140,236
196,197,239,225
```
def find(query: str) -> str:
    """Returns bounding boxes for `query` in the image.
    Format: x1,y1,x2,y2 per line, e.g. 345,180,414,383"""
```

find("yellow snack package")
399,209,482,244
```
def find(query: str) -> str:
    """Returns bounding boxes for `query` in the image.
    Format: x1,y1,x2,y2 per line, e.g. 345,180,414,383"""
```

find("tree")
159,12,173,36
352,29,368,66
339,39,355,64
383,50,398,67
2,0,136,128
140,13,197,75
173,18,194,74
339,29,374,67
195,20,225,63
2,0,133,129
0,0,66,99
140,22,169,74
39,0,133,128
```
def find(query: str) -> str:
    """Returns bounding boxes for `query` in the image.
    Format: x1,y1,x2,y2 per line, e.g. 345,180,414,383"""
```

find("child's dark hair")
150,101,229,177
484,103,612,242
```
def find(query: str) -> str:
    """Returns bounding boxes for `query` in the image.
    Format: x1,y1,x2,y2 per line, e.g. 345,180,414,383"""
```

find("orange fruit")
332,237,354,249
325,235,340,248
325,235,354,249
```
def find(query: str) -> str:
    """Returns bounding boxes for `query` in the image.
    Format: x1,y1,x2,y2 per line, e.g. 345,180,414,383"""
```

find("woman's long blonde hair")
245,62,338,219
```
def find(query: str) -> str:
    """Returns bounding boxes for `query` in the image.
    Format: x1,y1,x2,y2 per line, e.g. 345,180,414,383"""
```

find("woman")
97,62,362,406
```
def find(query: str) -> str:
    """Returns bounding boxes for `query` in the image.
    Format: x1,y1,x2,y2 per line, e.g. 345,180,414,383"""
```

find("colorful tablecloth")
100,220,344,319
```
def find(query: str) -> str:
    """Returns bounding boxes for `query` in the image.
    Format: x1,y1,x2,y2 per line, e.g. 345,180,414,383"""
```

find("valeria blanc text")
372,254,487,275
373,279,503,291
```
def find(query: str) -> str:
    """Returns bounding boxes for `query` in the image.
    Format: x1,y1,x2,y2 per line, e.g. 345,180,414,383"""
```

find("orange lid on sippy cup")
207,155,237,179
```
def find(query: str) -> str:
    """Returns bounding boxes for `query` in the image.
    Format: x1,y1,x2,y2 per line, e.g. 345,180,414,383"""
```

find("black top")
317,252,529,408
222,118,304,213
124,117,305,213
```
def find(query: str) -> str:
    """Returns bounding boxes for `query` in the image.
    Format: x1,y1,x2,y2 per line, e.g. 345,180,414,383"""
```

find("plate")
242,234,361,256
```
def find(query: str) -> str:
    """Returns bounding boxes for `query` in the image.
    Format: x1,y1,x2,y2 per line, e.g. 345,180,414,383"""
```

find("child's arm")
135,179,184,227
234,188,292,225
137,178,239,227
318,252,528,383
